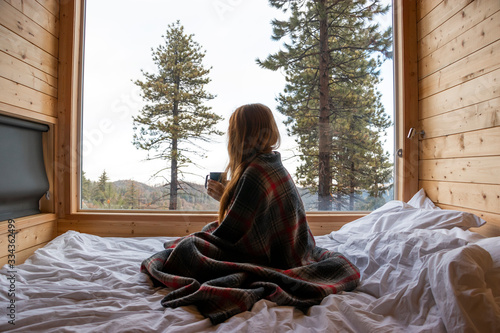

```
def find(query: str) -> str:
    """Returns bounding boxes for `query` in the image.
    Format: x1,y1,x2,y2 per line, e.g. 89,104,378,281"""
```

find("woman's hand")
207,179,225,202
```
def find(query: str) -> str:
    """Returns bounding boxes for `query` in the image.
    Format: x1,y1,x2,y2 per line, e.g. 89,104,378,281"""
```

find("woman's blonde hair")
218,103,281,223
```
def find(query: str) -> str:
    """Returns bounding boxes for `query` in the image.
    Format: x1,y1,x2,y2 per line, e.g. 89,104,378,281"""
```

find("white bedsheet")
1,225,499,332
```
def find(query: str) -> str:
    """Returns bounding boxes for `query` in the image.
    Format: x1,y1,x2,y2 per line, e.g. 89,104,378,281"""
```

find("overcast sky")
82,0,393,186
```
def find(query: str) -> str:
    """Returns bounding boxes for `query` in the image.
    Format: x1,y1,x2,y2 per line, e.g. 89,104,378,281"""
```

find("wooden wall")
0,0,59,265
417,0,500,236
1,0,499,267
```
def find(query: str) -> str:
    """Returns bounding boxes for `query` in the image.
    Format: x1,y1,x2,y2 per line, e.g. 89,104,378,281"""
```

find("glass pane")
81,0,394,211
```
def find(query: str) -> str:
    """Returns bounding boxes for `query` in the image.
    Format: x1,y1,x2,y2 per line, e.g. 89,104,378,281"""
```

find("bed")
1,190,499,332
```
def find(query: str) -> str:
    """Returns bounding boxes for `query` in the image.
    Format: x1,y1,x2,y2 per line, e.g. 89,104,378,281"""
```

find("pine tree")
95,170,110,206
97,170,108,192
124,180,138,209
258,0,392,210
81,171,92,204
133,21,223,210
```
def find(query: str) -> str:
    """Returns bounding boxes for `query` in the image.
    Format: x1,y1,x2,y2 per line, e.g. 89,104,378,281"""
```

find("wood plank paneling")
0,76,57,116
57,0,82,218
418,0,500,236
0,0,58,57
420,97,500,139
0,220,56,258
58,212,218,237
419,9,500,78
36,0,60,19
0,0,59,262
394,0,420,201
0,214,57,265
5,0,59,37
0,51,58,97
307,213,364,235
419,68,500,119
0,101,57,125
0,24,58,77
417,0,441,21
57,213,365,238
417,0,473,39
420,156,500,184
0,213,57,233
58,220,213,237
421,180,500,214
418,0,500,59
420,126,500,160
419,39,500,100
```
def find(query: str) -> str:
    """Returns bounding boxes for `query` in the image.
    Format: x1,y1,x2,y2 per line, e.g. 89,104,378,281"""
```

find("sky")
82,0,394,186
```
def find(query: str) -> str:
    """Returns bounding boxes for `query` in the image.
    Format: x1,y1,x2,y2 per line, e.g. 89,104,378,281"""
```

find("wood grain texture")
417,0,441,21
0,0,58,57
57,0,83,218
0,101,57,124
0,24,58,77
417,0,473,40
57,212,218,237
419,156,500,184
421,180,500,215
420,97,500,139
5,0,59,37
40,126,55,213
56,212,365,237
419,10,500,78
420,126,500,160
35,0,59,18
0,214,57,265
0,51,57,97
419,68,499,119
394,0,420,201
418,0,500,236
418,0,500,59
419,39,500,100
0,76,57,116
0,0,59,265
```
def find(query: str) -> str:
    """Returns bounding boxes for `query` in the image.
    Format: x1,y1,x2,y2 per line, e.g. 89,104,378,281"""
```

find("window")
80,0,395,212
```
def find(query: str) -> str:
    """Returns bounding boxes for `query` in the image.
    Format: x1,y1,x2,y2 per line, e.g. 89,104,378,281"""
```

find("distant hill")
82,178,392,211
110,179,220,211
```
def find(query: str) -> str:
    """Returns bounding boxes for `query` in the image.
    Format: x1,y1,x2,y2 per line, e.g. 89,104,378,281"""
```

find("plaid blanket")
141,152,360,324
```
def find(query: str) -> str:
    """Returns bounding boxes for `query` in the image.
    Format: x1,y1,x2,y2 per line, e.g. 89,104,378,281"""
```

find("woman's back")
213,151,316,269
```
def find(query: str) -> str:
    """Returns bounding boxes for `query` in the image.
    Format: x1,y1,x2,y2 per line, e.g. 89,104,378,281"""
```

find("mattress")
1,191,499,332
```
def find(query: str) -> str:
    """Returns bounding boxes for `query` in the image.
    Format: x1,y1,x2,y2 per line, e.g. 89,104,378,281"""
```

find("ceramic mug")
205,172,226,189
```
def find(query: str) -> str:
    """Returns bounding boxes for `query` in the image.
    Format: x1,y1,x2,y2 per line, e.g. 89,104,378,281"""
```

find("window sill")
57,211,366,237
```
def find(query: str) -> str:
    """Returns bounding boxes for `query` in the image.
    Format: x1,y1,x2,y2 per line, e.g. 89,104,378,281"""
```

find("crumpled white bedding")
1,191,499,332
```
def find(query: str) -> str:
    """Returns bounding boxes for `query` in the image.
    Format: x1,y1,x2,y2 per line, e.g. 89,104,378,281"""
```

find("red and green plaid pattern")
141,152,360,324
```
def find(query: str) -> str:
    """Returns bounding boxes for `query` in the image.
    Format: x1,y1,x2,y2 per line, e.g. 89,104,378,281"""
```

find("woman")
204,103,316,268
141,103,359,325
205,102,280,205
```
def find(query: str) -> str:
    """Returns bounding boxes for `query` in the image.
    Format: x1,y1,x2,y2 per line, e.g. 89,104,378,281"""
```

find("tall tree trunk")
336,191,342,211
318,0,332,211
169,79,179,210
169,137,178,210
349,161,355,210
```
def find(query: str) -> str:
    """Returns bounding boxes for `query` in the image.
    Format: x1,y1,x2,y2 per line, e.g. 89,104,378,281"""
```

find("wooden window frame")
393,0,419,202
56,0,418,237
